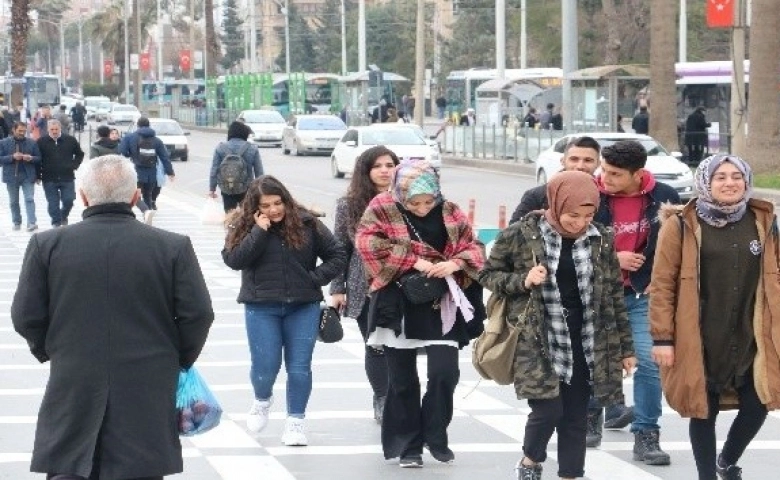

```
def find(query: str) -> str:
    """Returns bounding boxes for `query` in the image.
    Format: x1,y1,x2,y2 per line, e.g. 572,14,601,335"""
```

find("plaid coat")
478,212,634,402
355,193,484,291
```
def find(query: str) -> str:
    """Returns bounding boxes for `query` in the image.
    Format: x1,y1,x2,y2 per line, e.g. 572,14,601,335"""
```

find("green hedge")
82,83,121,98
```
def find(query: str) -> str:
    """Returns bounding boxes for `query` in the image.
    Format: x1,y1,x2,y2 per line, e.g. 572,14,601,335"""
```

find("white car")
534,133,694,199
237,109,286,147
379,123,441,153
282,115,347,156
330,126,442,179
128,118,190,162
94,101,113,122
84,95,110,120
107,104,142,125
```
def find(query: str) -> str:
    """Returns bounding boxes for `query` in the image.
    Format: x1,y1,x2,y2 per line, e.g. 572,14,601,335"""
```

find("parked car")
84,96,110,120
330,126,442,179
237,109,286,147
94,101,114,122
128,118,190,162
377,123,440,153
534,132,694,199
282,114,347,156
107,104,142,125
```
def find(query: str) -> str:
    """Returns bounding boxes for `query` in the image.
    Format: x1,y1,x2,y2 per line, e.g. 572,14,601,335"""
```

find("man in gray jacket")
12,154,214,480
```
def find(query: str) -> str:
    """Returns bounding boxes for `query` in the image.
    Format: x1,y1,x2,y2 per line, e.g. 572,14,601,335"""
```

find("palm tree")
745,0,780,172
10,0,32,105
648,0,678,150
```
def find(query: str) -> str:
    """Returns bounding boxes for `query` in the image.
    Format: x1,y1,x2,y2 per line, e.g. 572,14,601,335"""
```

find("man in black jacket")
38,119,84,227
510,136,601,224
12,154,214,480
631,105,650,134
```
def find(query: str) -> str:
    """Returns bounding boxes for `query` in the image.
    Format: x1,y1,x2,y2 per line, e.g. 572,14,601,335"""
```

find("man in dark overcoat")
11,154,214,480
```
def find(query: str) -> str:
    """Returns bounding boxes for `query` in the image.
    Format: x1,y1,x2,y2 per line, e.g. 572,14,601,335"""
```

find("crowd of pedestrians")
4,104,780,480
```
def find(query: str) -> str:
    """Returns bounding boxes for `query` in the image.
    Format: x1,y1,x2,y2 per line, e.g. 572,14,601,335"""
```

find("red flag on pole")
707,0,735,28
179,50,191,72
103,60,113,77
140,53,151,72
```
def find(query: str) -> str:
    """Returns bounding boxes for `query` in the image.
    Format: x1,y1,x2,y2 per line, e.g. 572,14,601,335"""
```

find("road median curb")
443,156,535,177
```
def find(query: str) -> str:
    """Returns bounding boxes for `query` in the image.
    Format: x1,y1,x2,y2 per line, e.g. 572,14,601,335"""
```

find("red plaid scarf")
355,192,484,291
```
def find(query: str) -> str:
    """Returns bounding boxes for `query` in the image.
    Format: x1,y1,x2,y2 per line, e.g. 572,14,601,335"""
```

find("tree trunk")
602,0,621,65
648,0,678,150
10,0,31,107
745,0,780,172
204,0,220,77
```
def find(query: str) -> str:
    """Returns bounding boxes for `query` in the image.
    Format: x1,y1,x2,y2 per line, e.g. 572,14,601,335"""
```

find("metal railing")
439,125,568,163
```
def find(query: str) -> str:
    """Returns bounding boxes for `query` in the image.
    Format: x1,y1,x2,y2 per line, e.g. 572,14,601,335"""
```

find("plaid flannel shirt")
538,218,599,384
355,192,484,292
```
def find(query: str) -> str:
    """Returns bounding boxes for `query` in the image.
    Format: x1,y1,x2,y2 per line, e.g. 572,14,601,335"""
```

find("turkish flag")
179,50,191,72
103,60,113,77
140,53,150,72
707,0,734,28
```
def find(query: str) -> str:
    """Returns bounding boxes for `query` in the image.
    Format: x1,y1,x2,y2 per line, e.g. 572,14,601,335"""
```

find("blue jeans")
626,293,662,432
42,181,76,226
245,301,320,418
6,179,36,226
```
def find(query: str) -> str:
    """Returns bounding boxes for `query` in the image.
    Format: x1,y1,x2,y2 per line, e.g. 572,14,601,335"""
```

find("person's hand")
208,191,218,199
524,264,548,289
330,294,347,311
167,174,175,182
23,154,32,162
427,260,460,278
12,152,23,161
652,346,675,367
413,258,434,274
617,251,646,272
622,356,637,377
254,211,271,230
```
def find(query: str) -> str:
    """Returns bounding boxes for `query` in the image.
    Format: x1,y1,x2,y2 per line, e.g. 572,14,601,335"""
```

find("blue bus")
0,73,62,112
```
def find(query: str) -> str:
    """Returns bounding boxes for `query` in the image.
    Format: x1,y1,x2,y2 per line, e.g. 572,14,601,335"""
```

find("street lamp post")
124,2,130,105
37,18,66,85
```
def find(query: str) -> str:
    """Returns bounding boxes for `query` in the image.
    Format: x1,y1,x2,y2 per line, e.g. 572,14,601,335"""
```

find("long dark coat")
11,204,214,479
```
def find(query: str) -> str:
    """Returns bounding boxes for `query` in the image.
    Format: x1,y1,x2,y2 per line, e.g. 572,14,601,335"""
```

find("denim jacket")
0,136,41,184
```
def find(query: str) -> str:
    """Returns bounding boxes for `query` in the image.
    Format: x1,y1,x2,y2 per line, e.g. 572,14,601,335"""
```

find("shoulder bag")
317,304,343,343
395,210,448,304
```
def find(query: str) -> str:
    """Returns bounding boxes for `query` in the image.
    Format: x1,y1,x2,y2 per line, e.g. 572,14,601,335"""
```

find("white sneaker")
281,417,308,446
143,210,156,225
246,397,272,433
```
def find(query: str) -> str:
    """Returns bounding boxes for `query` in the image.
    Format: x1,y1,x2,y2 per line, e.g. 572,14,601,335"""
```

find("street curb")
443,156,535,177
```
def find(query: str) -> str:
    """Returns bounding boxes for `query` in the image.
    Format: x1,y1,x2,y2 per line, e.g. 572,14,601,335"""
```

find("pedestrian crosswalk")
0,184,778,480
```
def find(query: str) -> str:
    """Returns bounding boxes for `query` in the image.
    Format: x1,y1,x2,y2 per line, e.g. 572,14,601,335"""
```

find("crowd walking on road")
6,121,780,480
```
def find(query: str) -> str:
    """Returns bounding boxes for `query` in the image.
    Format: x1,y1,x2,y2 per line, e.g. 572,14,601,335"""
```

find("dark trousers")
689,373,768,480
382,345,459,459
523,308,592,478
356,301,388,399
137,181,157,210
42,181,76,226
221,191,246,213
687,143,706,164
48,475,162,480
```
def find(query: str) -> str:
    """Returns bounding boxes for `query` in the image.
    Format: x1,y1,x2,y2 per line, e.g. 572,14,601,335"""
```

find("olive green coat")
478,213,634,402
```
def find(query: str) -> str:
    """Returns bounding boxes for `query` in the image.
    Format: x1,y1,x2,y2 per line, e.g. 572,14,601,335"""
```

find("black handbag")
317,305,343,343
396,272,448,304
395,209,449,304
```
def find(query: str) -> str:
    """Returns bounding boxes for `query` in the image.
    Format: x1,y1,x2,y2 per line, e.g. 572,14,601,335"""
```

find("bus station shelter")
474,78,544,126
569,64,650,132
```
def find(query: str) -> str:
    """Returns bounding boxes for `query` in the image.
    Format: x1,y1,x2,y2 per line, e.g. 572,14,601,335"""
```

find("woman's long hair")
345,146,400,235
225,175,308,251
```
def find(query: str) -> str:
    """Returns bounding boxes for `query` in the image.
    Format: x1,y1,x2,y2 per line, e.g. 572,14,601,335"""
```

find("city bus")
445,67,563,113
0,73,62,113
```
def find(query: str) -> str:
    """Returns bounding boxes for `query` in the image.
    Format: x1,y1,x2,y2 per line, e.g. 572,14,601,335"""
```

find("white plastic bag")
201,198,225,226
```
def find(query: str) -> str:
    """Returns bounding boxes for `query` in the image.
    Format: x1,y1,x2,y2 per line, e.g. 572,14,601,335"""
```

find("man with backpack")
120,117,174,214
209,121,264,212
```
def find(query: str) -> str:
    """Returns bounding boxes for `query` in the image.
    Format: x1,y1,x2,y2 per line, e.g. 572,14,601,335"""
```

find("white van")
83,96,110,120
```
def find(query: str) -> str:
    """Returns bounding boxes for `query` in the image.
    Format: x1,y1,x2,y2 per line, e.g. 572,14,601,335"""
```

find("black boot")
586,408,603,448
633,430,671,465
515,459,543,480
373,395,386,424
716,454,743,480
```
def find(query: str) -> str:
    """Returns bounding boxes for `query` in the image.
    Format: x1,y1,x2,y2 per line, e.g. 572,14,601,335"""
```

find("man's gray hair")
47,119,61,128
77,155,138,205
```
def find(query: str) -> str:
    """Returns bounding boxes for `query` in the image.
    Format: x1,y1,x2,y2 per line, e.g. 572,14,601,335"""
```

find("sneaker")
143,210,156,225
586,408,603,448
399,455,423,468
605,404,635,429
12,224,20,231
26,223,38,232
281,417,308,446
633,430,671,465
246,397,272,433
716,454,743,479
515,459,543,480
426,445,455,464
373,395,386,424
61,218,68,226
